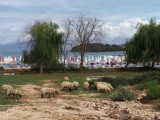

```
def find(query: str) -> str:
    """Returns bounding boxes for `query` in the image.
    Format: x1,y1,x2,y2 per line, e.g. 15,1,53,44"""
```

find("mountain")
0,42,28,57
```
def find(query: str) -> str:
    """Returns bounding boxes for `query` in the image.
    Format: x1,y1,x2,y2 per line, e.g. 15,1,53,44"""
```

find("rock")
64,106,80,111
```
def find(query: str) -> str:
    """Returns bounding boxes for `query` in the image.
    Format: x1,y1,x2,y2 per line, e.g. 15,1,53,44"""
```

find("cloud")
103,18,149,44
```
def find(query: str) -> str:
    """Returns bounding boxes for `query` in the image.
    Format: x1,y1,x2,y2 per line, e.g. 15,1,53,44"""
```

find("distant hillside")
0,42,28,57
71,43,125,52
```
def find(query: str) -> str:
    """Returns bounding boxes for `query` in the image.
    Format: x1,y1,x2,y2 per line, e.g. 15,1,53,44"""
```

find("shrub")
98,77,130,88
131,72,160,85
67,65,79,71
31,63,66,73
147,86,160,100
96,68,106,72
0,66,4,71
137,80,158,90
110,87,134,101
154,104,160,111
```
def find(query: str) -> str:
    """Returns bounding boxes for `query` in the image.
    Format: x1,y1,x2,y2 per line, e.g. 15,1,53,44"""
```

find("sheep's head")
64,77,69,81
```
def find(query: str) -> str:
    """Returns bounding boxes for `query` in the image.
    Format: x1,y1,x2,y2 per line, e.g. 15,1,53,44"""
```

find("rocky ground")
0,83,159,120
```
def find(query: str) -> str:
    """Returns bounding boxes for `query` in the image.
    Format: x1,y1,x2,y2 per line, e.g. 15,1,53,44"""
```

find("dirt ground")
0,82,160,120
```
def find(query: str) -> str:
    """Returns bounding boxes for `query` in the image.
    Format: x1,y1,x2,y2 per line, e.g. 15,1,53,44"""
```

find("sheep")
64,76,69,81
84,82,89,90
1,84,14,94
94,82,114,91
86,77,92,82
5,88,21,99
96,83,111,93
61,81,73,91
73,81,79,89
41,88,58,98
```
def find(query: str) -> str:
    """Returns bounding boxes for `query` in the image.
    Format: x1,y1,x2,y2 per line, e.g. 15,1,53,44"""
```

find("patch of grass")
137,80,158,90
154,104,160,111
110,87,135,101
147,86,160,100
137,80,160,100
0,93,20,106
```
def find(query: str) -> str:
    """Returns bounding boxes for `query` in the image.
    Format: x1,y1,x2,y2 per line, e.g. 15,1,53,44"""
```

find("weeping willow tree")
22,20,62,73
126,18,160,68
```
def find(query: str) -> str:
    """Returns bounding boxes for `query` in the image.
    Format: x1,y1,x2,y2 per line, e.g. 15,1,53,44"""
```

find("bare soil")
0,82,159,120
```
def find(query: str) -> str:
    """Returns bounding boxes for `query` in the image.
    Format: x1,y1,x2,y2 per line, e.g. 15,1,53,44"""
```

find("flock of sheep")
1,76,114,99
61,76,114,93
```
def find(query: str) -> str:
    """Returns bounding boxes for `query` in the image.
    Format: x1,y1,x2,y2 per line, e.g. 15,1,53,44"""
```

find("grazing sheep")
1,84,14,94
41,88,58,98
73,81,79,89
5,88,21,99
96,83,111,93
95,82,114,91
61,81,73,91
106,83,114,91
84,82,89,90
64,77,69,81
86,77,92,82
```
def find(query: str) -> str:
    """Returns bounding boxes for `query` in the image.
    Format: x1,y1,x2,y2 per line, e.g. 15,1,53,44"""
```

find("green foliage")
71,43,124,52
0,66,4,71
22,20,63,73
154,104,160,111
137,80,158,90
131,72,160,85
110,87,135,101
136,79,160,100
147,86,160,100
126,18,160,65
31,63,66,72
98,72,160,88
98,76,130,88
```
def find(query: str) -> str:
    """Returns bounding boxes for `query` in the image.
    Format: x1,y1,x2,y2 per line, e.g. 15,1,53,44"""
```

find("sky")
0,0,160,45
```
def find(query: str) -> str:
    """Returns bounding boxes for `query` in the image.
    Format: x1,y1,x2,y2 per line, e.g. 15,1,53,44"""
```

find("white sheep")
64,76,69,81
1,84,14,94
95,82,114,91
96,83,111,93
41,88,58,98
73,81,79,89
86,77,92,82
84,81,89,90
5,88,21,99
61,81,73,91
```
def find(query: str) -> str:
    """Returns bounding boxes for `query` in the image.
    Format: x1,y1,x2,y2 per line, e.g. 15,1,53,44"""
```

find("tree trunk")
79,52,84,72
63,59,66,72
40,63,43,74
151,61,155,69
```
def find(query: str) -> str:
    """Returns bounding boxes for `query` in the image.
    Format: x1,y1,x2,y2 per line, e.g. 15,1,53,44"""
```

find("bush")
131,72,160,85
98,77,130,88
137,80,159,90
96,68,106,72
67,65,79,71
0,66,4,71
147,86,160,100
31,63,66,73
137,80,160,100
154,104,160,111
110,87,134,101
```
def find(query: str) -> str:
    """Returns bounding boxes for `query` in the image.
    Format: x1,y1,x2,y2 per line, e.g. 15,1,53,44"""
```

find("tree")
61,18,72,72
125,18,160,68
65,14,103,71
22,20,62,73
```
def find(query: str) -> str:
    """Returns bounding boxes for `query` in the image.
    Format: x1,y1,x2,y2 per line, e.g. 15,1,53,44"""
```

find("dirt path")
0,83,159,120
